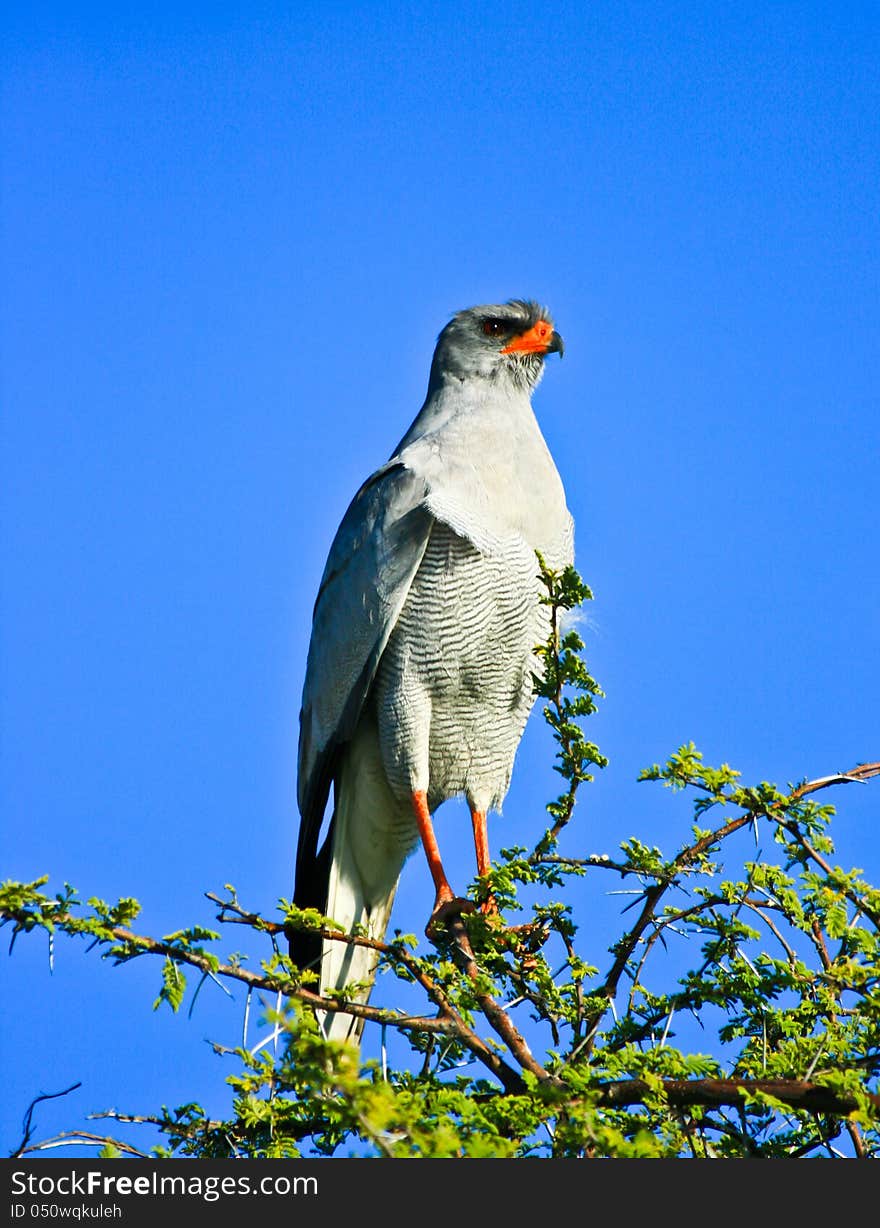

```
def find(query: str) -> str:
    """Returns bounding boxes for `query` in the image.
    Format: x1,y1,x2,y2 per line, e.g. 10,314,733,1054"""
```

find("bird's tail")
317,716,416,1045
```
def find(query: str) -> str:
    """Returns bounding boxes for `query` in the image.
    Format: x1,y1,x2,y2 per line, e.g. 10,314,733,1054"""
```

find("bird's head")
429,299,564,392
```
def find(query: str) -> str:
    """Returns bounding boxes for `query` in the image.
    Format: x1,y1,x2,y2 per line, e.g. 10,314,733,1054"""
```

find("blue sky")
2,4,878,1155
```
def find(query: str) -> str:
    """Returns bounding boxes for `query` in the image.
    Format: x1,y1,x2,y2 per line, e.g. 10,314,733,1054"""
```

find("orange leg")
471,808,490,877
471,809,497,915
411,790,455,912
412,790,475,933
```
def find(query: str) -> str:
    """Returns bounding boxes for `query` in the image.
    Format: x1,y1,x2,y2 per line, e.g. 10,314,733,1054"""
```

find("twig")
13,1082,82,1158
18,1131,152,1159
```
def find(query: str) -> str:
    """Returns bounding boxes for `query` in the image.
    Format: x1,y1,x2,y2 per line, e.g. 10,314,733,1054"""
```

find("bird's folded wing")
295,461,433,876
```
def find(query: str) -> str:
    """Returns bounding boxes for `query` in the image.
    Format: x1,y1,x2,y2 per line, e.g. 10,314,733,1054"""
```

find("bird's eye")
481,318,508,338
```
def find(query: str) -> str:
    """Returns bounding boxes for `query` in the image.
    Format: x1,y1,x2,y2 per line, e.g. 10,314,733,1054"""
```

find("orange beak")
500,319,564,356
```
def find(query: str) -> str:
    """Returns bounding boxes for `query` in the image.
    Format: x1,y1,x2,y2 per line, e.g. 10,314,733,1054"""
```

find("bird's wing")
295,460,433,885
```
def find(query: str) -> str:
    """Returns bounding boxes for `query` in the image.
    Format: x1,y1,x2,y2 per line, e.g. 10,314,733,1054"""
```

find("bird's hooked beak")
501,319,565,358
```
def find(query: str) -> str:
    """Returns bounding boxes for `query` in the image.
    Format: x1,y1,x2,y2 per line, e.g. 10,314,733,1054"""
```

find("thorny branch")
3,758,878,1157
578,761,880,1052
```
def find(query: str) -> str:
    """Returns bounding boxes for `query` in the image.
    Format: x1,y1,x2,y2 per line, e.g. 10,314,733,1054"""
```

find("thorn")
273,991,283,1057
243,987,252,1049
660,1007,675,1046
803,1037,828,1083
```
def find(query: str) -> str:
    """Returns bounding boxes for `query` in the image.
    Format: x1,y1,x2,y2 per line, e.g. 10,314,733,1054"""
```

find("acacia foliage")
3,561,880,1159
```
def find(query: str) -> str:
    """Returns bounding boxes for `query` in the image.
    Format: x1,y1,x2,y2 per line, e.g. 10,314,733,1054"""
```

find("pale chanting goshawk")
291,300,573,1042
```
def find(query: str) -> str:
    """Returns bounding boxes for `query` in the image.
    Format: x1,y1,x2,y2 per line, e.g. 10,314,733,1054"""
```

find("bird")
291,298,573,1043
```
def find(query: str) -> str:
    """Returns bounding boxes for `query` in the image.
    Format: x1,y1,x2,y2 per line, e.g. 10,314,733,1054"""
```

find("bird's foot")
425,896,475,938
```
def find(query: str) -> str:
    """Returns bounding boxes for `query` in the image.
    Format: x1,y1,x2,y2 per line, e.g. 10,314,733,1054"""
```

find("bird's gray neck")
392,370,538,457
389,369,568,556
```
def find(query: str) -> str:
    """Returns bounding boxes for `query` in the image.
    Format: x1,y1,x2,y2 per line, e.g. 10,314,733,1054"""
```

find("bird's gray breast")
371,520,559,814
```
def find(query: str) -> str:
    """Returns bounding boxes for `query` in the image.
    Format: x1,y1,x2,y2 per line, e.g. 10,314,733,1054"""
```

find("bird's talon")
425,896,476,937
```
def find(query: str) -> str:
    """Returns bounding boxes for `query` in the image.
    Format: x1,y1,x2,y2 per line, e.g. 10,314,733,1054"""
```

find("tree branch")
442,914,555,1088
594,1076,880,1117
581,761,880,1049
12,1082,83,1159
